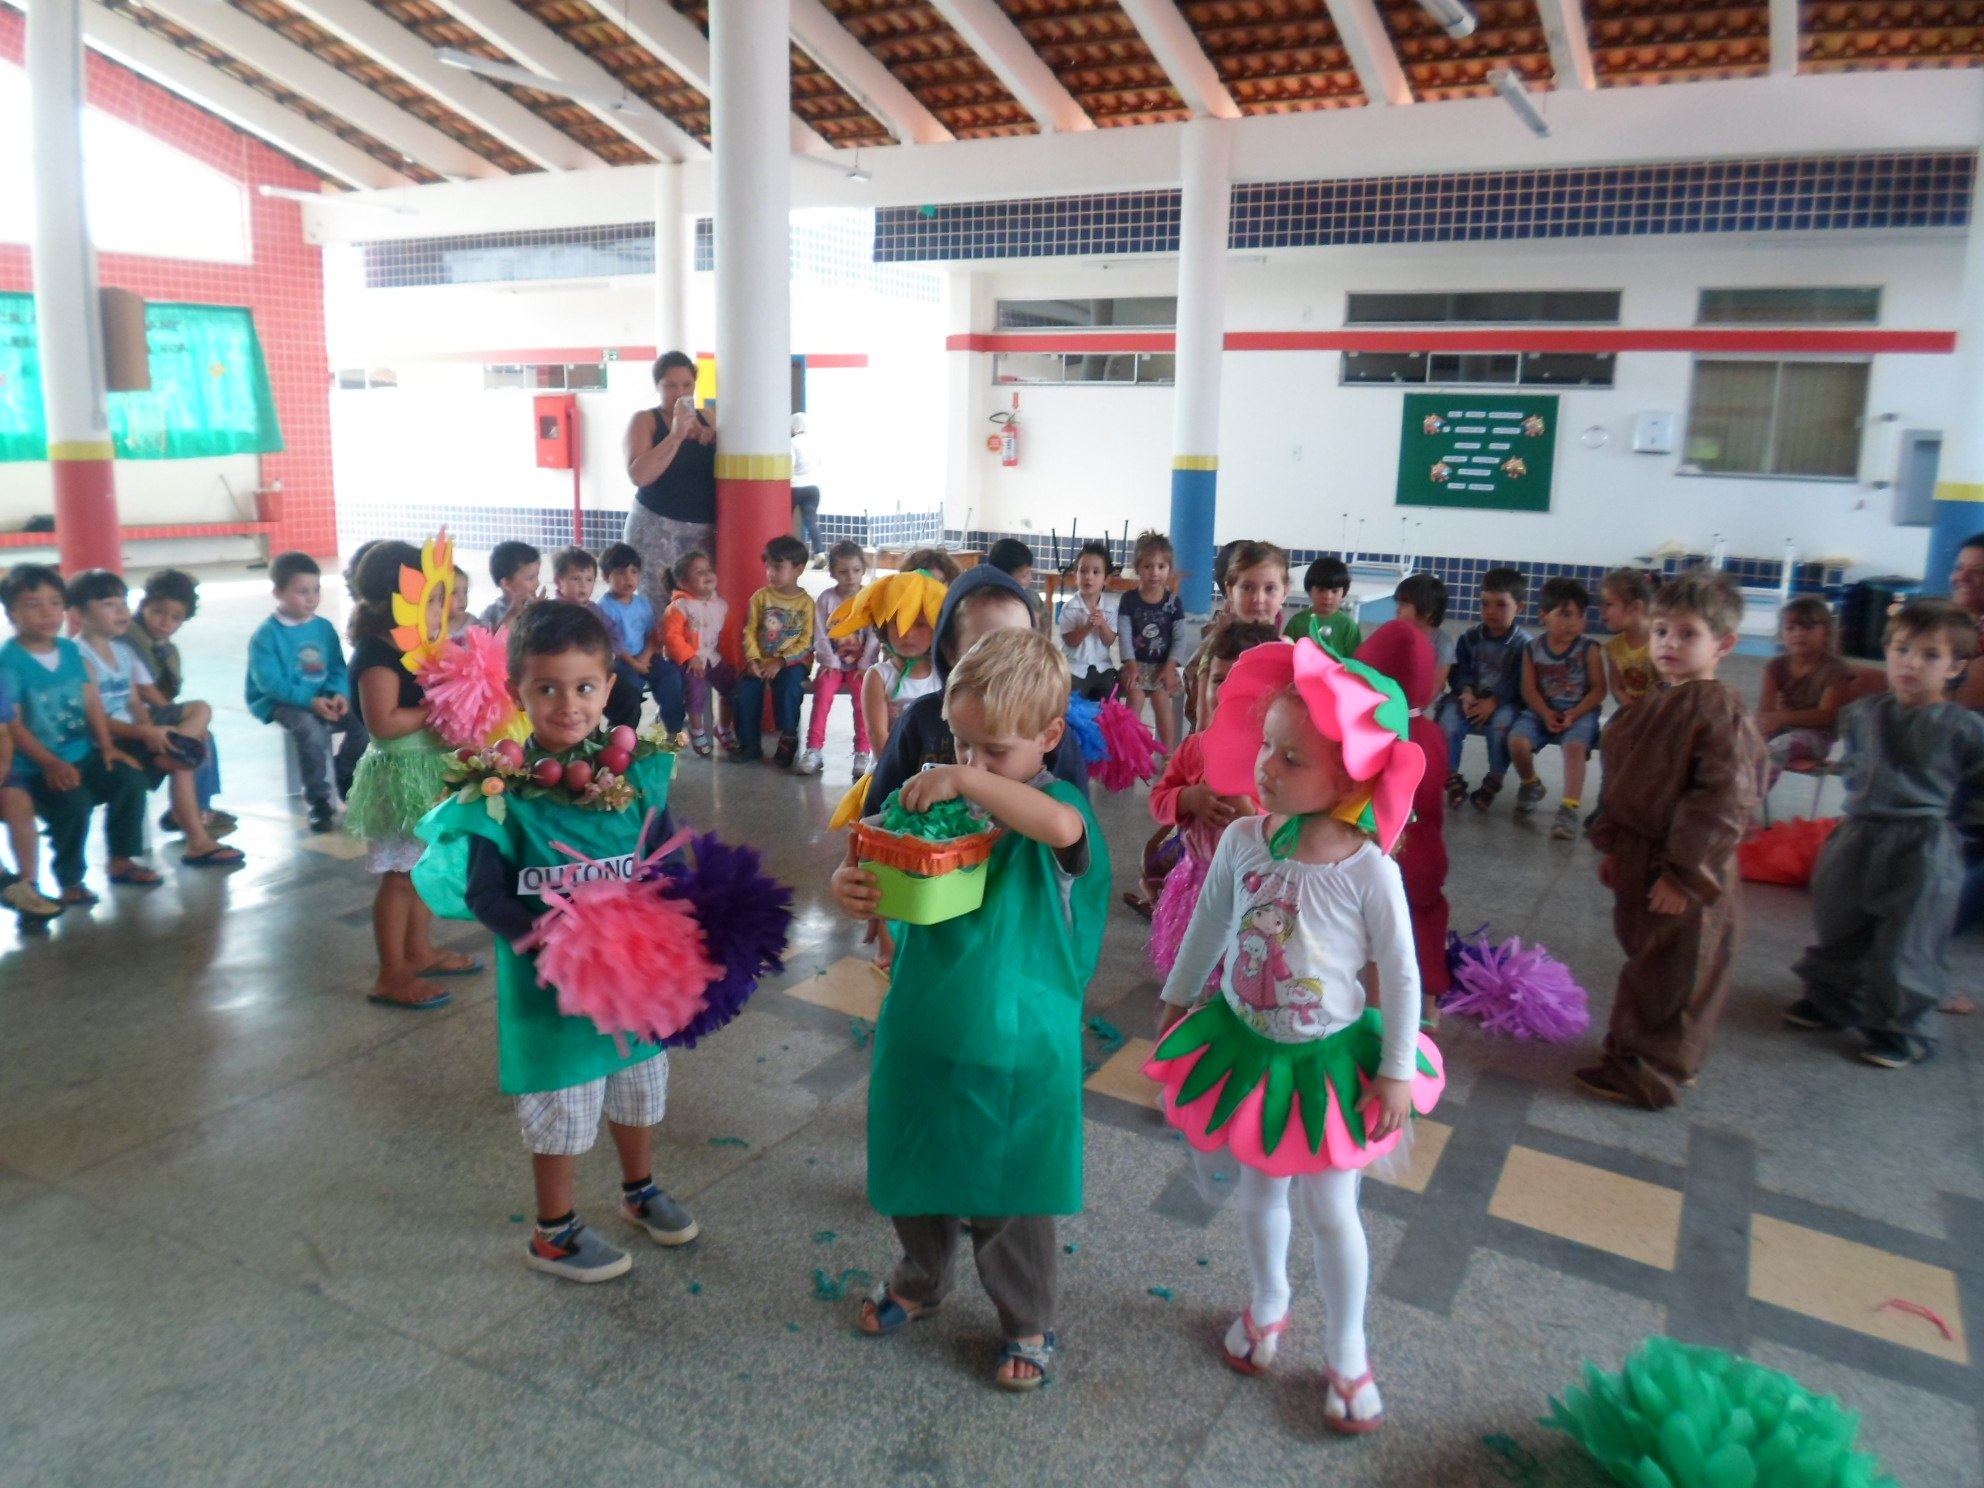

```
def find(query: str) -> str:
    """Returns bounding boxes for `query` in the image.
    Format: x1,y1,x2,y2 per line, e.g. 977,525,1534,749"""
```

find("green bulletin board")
1395,392,1557,513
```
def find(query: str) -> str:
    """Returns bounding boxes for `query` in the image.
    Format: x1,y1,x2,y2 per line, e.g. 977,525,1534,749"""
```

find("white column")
1926,97,1984,592
709,0,792,644
1169,115,1232,615
29,0,120,574
653,160,685,353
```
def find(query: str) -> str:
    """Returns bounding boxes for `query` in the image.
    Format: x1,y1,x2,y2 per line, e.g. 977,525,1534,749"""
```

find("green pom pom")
1543,1338,1898,1488
876,788,987,841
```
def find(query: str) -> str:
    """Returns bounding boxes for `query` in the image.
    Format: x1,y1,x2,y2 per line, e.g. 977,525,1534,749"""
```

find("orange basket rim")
855,815,1001,874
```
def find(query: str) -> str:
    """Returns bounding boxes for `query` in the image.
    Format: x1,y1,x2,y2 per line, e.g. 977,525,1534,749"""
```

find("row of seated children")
1,564,239,921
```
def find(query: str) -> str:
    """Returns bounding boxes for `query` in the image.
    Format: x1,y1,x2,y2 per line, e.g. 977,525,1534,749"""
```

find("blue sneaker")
622,1183,699,1246
525,1220,631,1283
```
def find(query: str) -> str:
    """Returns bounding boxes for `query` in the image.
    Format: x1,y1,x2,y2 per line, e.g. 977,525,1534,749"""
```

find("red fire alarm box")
534,394,578,470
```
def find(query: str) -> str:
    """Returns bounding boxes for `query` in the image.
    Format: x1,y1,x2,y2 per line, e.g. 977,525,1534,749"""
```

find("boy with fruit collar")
415,601,698,1283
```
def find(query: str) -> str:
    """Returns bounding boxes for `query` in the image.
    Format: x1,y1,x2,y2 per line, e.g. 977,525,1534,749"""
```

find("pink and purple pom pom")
1441,924,1590,1043
1091,697,1162,792
654,833,794,1048
418,626,517,750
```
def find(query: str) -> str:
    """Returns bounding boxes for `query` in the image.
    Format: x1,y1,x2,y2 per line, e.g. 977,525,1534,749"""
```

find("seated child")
661,549,733,757
477,540,542,631
1359,618,1451,1025
128,567,232,839
1786,599,1984,1069
247,552,370,834
1286,555,1361,657
1438,566,1529,811
838,627,1109,1392
1058,539,1121,702
552,546,640,732
68,569,242,870
415,601,696,1282
797,540,876,778
1758,596,1853,773
1143,619,1280,963
1598,568,1655,718
1117,531,1188,754
0,673,61,919
599,543,678,737
734,534,815,766
1580,570,1766,1110
0,564,153,902
448,567,472,639
986,537,1035,593
1182,541,1293,732
1507,576,1607,840
1389,572,1452,695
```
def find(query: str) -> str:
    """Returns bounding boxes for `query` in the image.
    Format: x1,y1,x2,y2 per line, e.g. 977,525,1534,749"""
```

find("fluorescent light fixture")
793,147,871,183
435,47,640,115
1488,67,1550,138
258,184,412,214
1416,0,1477,40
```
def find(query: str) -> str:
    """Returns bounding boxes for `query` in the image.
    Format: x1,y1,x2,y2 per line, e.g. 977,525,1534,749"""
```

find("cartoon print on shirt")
1230,869,1299,1012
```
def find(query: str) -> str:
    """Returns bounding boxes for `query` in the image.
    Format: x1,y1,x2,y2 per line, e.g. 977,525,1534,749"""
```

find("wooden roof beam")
612,0,831,154
1770,0,1800,74
790,0,952,144
925,0,1094,132
1322,0,1414,105
1535,0,1597,89
1116,0,1240,119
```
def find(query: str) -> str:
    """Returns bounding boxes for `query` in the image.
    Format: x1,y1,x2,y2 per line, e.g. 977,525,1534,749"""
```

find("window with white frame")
483,363,608,391
1683,360,1869,479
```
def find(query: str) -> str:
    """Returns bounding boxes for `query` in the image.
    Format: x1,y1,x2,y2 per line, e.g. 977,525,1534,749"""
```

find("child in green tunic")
415,602,698,1284
836,627,1110,1393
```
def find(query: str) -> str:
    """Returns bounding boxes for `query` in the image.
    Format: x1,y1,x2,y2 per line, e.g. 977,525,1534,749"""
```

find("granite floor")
1,564,1979,1488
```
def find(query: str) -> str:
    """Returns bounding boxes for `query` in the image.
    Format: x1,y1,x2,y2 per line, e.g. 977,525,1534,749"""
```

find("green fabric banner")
0,292,284,461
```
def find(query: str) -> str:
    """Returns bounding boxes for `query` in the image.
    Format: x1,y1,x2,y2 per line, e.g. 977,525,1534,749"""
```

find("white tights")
1234,1166,1370,1380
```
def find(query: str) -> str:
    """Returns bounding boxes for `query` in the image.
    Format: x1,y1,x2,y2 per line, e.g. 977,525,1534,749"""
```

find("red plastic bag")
1738,816,1841,887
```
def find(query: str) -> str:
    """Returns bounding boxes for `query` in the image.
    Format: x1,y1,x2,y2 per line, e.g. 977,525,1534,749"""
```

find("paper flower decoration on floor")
1442,924,1590,1042
1544,1336,1897,1488
390,529,455,675
418,624,525,750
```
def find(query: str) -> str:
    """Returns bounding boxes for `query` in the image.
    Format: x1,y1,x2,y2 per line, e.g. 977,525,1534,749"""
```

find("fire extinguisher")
990,392,1019,468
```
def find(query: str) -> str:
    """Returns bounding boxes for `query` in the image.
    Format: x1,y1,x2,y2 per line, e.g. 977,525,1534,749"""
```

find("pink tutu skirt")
1143,996,1445,1177
1148,849,1209,975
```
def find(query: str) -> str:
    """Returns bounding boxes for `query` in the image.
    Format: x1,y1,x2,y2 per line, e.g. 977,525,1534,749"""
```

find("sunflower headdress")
390,529,455,676
828,568,947,643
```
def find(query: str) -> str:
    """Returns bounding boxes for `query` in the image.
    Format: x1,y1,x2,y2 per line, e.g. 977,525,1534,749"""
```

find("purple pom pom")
1440,926,1589,1043
656,833,795,1048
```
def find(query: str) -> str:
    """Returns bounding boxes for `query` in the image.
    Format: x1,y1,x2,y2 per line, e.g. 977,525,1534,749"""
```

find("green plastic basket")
863,857,993,926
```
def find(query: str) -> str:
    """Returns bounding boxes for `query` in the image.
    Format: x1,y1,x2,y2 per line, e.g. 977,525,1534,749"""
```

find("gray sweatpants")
888,1215,1058,1339
1795,815,1960,1039
271,703,369,811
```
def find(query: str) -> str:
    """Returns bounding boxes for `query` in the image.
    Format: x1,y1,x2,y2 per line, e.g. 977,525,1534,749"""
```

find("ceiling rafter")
927,0,1095,128
1323,0,1413,102
791,0,954,142
72,0,411,186
136,0,501,177
1534,0,1597,85
278,0,600,170
1117,0,1242,115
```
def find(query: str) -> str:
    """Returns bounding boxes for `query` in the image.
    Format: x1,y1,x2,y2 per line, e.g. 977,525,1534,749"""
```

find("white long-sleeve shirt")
1159,816,1420,1081
1058,589,1121,675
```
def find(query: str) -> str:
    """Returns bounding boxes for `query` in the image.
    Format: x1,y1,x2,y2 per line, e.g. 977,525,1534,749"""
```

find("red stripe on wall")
803,353,870,369
947,329,1957,355
395,348,870,368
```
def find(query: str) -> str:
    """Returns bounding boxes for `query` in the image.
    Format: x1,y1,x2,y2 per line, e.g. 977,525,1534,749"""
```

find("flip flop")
856,1286,939,1336
107,867,162,887
62,885,100,906
367,986,453,1012
181,846,246,869
421,956,485,978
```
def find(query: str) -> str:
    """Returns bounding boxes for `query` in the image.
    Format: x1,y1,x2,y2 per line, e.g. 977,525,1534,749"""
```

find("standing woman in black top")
623,351,719,614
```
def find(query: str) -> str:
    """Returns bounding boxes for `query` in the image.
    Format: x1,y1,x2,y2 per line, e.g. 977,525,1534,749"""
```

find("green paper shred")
1544,1337,1898,1488
688,1282,702,1295
1085,1016,1126,1055
811,1267,874,1301
876,789,987,841
1482,1434,1543,1487
850,1016,874,1048
785,1323,801,1333
1147,1286,1173,1301
1196,1257,1209,1267
814,1230,838,1245
509,1214,525,1224
709,1136,750,1148
1063,1243,1080,1255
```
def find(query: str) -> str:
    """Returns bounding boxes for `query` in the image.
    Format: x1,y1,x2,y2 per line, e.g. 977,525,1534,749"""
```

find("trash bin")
1839,576,1922,660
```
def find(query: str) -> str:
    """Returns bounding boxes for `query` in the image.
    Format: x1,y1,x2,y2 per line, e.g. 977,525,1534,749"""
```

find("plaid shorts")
514,1052,669,1156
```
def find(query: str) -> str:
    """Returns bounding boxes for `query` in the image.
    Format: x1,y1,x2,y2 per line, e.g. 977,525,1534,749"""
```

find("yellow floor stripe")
1083,1038,1157,1105
785,955,887,1021
1750,1215,1969,1364
298,832,368,861
1488,1146,1683,1270
1371,1117,1450,1195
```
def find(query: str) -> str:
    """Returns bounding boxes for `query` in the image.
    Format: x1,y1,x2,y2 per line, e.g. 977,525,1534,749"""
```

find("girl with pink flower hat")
1143,636,1446,1434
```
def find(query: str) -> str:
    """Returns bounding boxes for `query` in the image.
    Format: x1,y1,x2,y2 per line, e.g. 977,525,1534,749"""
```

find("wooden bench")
0,520,277,552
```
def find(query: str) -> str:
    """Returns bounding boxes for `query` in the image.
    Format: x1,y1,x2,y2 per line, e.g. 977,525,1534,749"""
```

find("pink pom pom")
418,627,520,750
1441,931,1589,1043
532,876,723,1047
1091,697,1162,793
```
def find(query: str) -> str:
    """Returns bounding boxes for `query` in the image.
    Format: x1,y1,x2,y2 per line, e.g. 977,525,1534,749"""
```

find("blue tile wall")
875,152,1975,262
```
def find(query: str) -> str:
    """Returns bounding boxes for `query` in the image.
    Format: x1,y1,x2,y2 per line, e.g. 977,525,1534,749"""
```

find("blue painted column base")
1169,464,1217,616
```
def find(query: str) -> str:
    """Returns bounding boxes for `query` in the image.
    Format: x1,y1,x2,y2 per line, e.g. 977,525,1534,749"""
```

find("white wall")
953,234,1962,575
0,453,260,529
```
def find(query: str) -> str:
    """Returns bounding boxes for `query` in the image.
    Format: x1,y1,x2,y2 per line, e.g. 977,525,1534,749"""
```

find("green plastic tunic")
866,779,1110,1218
414,752,673,1096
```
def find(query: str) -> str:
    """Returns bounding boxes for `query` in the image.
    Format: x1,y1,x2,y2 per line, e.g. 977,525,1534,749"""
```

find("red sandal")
1222,1307,1289,1377
1323,1365,1386,1434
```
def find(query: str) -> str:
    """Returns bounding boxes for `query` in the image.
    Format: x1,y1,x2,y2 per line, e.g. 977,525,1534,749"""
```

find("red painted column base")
53,459,121,575
714,474,793,668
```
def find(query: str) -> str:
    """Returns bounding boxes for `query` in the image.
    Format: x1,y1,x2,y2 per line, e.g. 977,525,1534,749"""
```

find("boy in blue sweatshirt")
246,552,369,832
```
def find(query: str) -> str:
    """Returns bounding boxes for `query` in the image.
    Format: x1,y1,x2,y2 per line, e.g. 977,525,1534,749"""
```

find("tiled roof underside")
997,0,1187,125
820,0,1039,136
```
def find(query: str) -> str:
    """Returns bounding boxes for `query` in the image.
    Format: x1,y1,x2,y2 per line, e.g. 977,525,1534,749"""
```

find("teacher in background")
790,412,824,558
624,350,717,613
